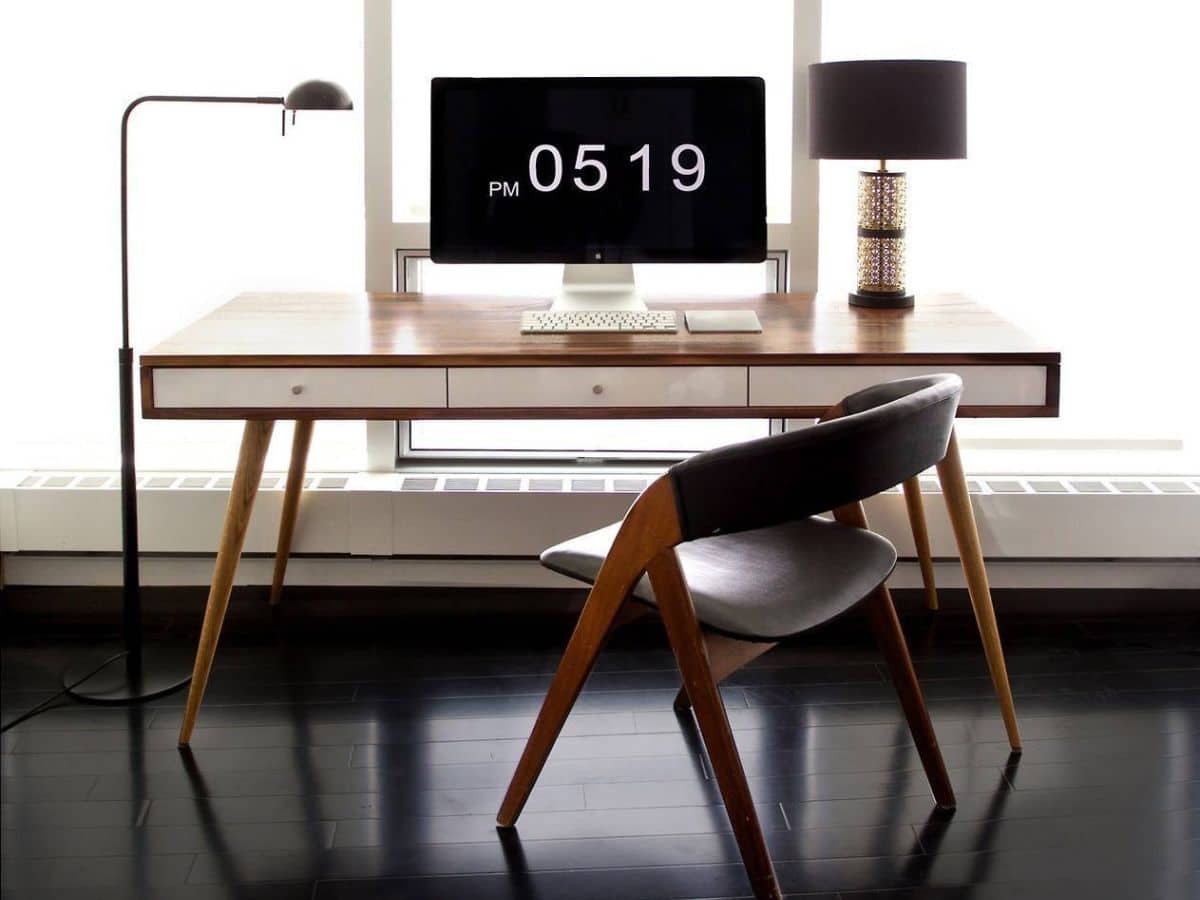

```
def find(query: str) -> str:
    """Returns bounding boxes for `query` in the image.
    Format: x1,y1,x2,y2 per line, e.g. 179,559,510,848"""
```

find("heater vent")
401,477,438,491
9,472,1198,498
1027,480,1069,493
612,478,649,493
485,478,522,492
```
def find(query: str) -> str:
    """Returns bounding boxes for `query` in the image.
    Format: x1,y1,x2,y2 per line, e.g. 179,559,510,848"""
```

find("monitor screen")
430,77,766,264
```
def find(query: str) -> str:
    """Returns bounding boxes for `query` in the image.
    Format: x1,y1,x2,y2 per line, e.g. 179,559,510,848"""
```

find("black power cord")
1,651,128,733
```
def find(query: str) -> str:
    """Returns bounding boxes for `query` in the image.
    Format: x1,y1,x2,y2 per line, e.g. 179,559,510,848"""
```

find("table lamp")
62,80,353,704
809,60,966,308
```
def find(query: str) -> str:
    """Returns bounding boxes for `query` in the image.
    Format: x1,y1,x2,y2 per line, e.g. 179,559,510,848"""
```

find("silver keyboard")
521,310,678,334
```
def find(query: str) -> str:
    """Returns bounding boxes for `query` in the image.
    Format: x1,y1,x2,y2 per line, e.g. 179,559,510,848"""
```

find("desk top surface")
142,291,1059,368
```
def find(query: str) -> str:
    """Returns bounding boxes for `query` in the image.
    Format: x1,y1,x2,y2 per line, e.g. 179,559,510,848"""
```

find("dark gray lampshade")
284,80,353,111
809,60,966,160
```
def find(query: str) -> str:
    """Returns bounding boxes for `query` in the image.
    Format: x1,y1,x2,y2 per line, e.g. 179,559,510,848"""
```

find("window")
378,0,804,461
402,257,784,459
820,1,1200,447
392,0,795,224
0,1,364,471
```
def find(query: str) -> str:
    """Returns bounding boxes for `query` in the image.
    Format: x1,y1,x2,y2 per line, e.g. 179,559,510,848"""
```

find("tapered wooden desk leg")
902,477,939,611
935,429,1022,751
269,420,314,606
649,550,781,900
178,420,275,747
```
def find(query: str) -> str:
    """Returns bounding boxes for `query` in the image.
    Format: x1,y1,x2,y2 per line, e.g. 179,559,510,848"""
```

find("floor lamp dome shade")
284,79,354,110
808,60,966,310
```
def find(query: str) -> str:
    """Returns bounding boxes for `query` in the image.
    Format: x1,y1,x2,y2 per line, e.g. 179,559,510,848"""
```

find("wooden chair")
497,374,970,900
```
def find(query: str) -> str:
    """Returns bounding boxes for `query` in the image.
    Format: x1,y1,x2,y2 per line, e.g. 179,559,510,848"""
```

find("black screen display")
430,77,766,263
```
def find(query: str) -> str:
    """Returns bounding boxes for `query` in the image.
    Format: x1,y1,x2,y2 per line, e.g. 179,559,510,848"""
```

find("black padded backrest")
668,374,962,541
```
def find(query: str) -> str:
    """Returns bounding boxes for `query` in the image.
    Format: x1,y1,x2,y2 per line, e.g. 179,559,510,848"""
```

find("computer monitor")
430,76,766,311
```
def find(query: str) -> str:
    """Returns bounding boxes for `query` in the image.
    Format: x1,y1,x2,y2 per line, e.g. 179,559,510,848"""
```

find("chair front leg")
496,571,630,827
649,549,781,900
499,475,683,827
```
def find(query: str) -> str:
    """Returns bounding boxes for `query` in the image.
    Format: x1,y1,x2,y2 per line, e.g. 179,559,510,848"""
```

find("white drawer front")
153,368,447,409
449,366,747,408
749,365,1047,408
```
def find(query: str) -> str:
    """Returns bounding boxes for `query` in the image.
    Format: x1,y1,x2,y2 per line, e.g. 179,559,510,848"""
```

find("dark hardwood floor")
2,607,1198,899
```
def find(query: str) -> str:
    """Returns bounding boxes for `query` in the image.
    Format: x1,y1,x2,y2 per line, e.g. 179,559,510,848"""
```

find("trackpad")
684,310,763,333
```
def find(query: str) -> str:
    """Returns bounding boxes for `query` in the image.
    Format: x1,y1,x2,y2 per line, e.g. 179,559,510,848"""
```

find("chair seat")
541,517,897,642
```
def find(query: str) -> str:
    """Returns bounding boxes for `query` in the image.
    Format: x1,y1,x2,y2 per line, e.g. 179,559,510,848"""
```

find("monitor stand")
551,263,647,313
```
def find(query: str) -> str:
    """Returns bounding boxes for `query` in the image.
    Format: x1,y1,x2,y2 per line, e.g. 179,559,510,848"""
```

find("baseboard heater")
2,470,1197,590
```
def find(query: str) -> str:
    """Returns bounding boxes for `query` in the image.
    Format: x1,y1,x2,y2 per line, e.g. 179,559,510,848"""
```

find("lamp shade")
284,80,353,111
809,60,965,160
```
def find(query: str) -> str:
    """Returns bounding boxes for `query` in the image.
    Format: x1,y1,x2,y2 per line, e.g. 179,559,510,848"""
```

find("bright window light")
392,0,794,224
0,1,364,471
820,0,1200,445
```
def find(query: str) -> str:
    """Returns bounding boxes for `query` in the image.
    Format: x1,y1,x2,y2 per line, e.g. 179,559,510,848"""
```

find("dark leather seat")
542,516,897,642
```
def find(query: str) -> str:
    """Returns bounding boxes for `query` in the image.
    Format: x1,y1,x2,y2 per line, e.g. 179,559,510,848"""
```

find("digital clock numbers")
487,143,706,198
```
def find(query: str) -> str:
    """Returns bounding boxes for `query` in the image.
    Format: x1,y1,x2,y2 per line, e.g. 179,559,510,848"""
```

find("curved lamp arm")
120,96,283,348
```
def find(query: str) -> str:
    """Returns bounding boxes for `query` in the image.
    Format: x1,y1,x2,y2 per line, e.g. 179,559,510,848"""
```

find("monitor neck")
551,263,647,313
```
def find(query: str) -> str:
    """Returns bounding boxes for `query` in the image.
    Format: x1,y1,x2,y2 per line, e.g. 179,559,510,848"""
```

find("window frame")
363,0,818,469
392,249,789,465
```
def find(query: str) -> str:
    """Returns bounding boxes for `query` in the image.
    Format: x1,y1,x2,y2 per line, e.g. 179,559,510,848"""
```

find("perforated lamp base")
853,168,914,309
850,289,915,309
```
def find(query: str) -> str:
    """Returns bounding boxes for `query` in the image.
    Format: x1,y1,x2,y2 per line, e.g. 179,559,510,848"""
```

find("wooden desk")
145,291,1059,749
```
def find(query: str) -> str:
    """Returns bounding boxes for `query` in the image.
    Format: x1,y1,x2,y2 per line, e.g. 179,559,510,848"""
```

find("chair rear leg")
865,582,956,809
497,575,629,827
649,550,782,900
902,476,939,611
835,500,954,809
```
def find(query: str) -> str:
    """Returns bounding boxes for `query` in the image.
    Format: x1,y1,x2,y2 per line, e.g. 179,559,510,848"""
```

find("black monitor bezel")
429,76,767,264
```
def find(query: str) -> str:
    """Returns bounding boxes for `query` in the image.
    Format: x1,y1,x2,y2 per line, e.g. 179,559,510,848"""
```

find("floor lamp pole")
61,83,351,703
65,95,284,703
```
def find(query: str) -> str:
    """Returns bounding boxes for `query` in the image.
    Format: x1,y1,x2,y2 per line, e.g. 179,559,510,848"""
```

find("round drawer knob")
291,384,304,395
592,384,604,395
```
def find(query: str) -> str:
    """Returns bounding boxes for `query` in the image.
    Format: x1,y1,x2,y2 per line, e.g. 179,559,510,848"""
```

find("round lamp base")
849,290,915,309
63,645,193,705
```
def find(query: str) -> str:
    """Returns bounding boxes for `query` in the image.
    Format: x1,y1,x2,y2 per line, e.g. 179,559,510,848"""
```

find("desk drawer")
749,365,1049,408
152,367,447,410
448,366,747,409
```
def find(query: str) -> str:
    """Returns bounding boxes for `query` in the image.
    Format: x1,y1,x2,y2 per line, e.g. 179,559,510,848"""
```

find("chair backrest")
667,374,962,541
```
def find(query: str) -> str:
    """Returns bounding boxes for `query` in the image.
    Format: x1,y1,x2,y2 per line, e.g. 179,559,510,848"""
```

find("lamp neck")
878,158,888,173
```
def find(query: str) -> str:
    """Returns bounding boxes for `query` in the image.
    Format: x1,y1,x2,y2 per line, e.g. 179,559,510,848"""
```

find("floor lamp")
64,80,353,703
